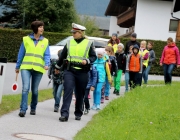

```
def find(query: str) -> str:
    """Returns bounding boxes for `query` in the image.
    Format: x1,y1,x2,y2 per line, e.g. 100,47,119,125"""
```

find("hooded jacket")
115,51,126,73
86,66,98,89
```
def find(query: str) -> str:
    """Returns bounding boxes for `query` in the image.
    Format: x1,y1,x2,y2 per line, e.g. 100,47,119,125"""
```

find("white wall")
135,0,180,41
109,16,127,36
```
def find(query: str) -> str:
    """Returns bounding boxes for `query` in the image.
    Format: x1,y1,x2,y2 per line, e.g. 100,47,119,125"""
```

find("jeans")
53,82,63,108
104,76,110,97
163,64,175,84
93,82,104,105
20,69,43,112
125,72,129,92
143,65,151,84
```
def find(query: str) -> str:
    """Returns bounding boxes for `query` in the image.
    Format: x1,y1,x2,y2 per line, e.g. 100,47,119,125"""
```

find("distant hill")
74,0,109,17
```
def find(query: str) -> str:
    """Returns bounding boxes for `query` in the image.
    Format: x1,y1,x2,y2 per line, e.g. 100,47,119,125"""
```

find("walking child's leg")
115,70,122,95
104,76,110,97
84,89,90,109
125,72,129,92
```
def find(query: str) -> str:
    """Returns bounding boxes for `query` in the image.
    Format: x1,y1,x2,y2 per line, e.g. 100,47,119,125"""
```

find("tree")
22,0,77,32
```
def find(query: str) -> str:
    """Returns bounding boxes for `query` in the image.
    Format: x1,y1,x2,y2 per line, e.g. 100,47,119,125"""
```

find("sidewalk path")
0,88,125,140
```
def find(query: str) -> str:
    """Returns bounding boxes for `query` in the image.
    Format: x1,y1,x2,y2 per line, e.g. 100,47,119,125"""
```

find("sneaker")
30,110,36,115
113,89,117,94
59,116,68,122
116,90,120,96
19,111,25,117
91,104,97,110
105,96,109,100
54,107,59,112
75,116,81,121
84,109,89,115
96,104,101,110
88,94,91,99
101,98,104,104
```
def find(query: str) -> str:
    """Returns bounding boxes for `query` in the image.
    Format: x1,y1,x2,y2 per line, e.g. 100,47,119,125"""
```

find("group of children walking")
48,33,157,115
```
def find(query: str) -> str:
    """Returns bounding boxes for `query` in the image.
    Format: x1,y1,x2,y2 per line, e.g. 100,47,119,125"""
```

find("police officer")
55,23,97,121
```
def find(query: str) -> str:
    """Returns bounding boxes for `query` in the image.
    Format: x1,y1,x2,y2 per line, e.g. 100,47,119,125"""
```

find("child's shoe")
84,109,89,115
101,98,104,103
116,90,120,96
113,89,117,94
54,106,59,112
105,96,109,100
96,104,101,110
91,104,97,110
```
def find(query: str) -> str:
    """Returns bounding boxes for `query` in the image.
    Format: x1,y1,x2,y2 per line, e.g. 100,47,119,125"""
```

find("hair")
108,38,120,45
31,21,44,34
129,45,133,50
167,37,173,42
148,41,154,46
141,40,147,45
105,46,115,56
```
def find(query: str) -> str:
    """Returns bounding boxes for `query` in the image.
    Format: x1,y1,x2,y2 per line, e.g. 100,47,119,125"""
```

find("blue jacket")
86,66,97,89
16,33,50,69
93,58,106,83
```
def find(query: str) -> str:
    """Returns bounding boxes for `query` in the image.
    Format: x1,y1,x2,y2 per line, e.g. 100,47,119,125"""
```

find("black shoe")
113,89,117,94
59,116,68,122
19,112,25,117
75,116,81,121
84,109,89,115
54,107,59,112
30,110,36,115
116,90,120,96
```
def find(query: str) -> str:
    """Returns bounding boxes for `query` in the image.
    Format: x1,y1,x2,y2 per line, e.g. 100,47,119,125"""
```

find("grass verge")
0,89,53,117
74,83,180,140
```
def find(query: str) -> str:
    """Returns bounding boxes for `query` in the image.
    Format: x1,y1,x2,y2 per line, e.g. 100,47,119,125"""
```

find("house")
105,0,180,41
74,0,110,35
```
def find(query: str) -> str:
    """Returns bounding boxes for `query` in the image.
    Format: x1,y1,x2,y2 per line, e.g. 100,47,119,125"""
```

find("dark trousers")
129,71,141,89
61,70,88,118
163,64,175,84
84,89,90,110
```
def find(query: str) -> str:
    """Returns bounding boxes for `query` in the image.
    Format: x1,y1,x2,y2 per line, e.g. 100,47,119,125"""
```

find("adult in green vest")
55,23,97,122
15,21,50,117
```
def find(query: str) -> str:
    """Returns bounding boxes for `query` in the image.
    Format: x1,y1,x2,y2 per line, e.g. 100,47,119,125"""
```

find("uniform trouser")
114,70,122,91
61,70,88,118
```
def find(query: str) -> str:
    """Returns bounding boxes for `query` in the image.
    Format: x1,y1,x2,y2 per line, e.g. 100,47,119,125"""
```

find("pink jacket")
160,44,180,65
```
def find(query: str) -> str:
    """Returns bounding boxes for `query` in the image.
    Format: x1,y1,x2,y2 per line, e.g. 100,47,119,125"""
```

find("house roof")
105,0,134,16
172,0,180,12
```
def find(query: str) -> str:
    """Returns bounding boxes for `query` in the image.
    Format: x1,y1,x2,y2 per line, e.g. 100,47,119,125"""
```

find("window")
169,19,178,32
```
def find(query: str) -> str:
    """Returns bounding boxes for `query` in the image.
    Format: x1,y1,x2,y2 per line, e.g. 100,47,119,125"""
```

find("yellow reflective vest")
20,36,48,73
67,39,92,69
139,49,149,67
108,43,118,53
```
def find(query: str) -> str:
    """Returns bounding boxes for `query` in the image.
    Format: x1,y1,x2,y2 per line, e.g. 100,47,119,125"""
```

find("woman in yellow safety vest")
108,33,120,53
15,21,50,117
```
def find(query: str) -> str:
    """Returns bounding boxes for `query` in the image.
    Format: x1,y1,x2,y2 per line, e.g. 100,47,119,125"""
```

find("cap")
117,43,124,49
112,33,118,37
131,33,137,38
71,23,86,33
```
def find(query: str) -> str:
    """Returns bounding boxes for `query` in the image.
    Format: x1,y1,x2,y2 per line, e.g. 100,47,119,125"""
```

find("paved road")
0,88,123,140
2,63,180,95
3,63,52,95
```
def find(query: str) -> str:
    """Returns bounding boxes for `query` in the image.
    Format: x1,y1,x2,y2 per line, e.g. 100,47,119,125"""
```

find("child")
125,45,133,92
114,43,126,95
48,50,63,112
127,45,142,89
103,46,118,99
160,37,180,84
92,49,112,110
84,66,97,114
143,41,156,84
139,41,149,85
108,33,120,53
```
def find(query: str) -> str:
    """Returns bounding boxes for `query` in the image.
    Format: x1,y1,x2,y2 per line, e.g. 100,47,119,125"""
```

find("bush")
0,28,180,75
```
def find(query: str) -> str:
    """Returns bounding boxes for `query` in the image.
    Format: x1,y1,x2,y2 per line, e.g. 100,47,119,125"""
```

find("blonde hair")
141,40,147,48
105,46,115,56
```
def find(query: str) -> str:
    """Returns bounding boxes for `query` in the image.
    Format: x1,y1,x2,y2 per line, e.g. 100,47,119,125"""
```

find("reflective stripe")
67,40,70,56
21,62,44,68
25,53,44,60
67,56,84,60
83,41,92,58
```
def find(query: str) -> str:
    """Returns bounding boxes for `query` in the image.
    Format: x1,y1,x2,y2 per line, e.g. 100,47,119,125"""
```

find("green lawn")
74,83,180,140
0,89,53,117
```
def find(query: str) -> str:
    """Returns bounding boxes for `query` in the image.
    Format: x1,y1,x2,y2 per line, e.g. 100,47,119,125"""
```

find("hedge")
0,28,180,75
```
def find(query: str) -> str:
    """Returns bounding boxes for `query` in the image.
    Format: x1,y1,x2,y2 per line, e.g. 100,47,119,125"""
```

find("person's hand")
54,69,60,74
44,66,49,70
90,86,95,91
82,60,87,65
15,69,19,73
177,65,180,68
160,63,163,66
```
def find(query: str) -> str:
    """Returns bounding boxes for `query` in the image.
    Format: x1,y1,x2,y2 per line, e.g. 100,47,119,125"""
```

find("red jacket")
160,43,180,65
